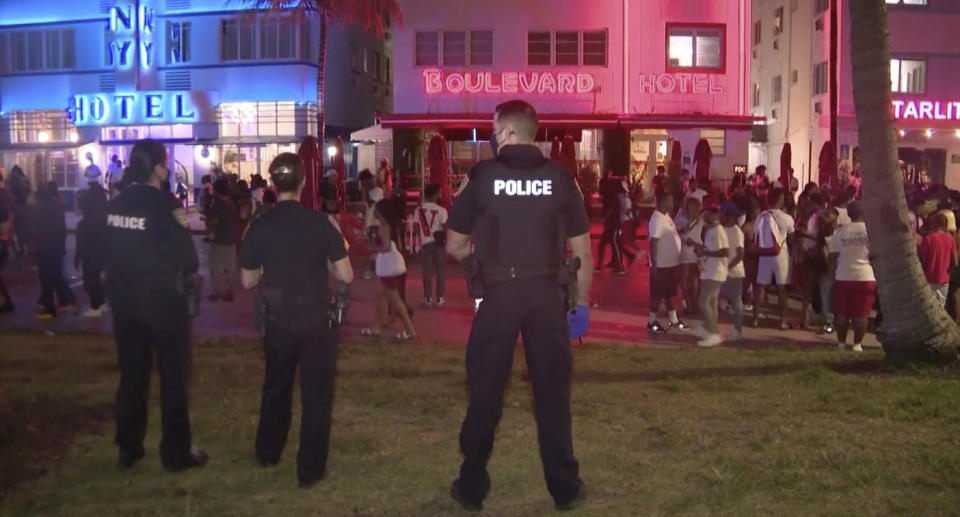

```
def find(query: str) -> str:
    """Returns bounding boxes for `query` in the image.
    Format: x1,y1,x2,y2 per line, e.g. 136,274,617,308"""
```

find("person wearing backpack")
417,184,448,307
752,187,795,329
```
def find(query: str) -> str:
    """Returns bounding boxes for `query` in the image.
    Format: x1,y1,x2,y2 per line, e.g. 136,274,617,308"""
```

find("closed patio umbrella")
560,135,577,178
818,141,837,188
334,136,346,211
693,138,713,181
550,137,561,161
427,134,451,208
780,143,793,188
297,135,320,211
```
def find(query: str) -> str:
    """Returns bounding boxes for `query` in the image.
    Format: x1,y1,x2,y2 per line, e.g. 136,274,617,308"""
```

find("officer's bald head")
494,100,538,143
269,153,304,194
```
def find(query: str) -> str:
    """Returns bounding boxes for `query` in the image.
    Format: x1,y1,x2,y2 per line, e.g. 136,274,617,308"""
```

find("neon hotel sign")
423,68,724,96
892,100,960,121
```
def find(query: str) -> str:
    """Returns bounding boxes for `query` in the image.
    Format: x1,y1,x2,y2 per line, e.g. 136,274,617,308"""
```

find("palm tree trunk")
317,9,328,164
849,0,960,364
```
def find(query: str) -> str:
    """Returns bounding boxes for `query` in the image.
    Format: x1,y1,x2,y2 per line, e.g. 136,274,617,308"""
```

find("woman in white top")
361,200,416,340
676,197,703,315
694,208,729,347
828,202,875,352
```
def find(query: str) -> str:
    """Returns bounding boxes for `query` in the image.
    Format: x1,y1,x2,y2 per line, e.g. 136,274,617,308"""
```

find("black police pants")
457,278,581,506
255,319,337,483
113,310,193,468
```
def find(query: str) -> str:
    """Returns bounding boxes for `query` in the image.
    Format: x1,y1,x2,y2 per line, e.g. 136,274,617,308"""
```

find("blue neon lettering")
90,96,109,123
110,5,133,32
174,94,196,119
139,6,155,33
69,92,202,126
140,42,154,68
144,94,162,119
115,95,135,121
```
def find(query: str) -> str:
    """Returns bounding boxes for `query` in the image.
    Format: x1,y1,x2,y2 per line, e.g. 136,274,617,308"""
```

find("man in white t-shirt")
417,184,449,307
828,202,876,352
753,188,795,329
695,208,729,347
84,152,103,188
687,179,709,204
720,203,745,342
648,193,688,333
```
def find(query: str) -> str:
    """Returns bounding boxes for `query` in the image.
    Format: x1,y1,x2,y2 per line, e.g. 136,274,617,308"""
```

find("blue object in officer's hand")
568,304,589,340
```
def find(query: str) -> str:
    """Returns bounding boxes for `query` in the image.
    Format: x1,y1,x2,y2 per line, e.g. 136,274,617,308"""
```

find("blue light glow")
68,91,206,126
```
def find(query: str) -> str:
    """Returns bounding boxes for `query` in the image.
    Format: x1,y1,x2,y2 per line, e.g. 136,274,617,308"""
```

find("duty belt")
482,265,559,285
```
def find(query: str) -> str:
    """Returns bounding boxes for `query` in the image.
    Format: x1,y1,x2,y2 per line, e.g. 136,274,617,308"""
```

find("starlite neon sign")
67,91,200,126
892,100,960,121
422,67,596,95
108,3,155,70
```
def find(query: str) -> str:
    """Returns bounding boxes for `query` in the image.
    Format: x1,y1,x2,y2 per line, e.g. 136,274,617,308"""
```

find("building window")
351,44,363,72
791,69,798,83
385,56,391,83
527,31,551,65
554,31,579,65
886,0,927,4
261,17,296,59
890,58,925,94
667,25,724,71
221,19,255,61
469,30,493,66
167,21,190,64
582,30,607,66
772,75,782,103
752,82,760,107
753,20,761,45
442,31,466,66
813,61,828,95
7,29,74,72
415,31,439,66
816,0,829,13
700,129,725,157
773,7,784,35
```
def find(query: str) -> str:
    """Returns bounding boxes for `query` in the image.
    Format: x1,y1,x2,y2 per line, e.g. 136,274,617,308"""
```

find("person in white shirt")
676,197,703,315
83,152,103,188
833,191,852,227
753,188,795,330
417,184,448,307
695,208,729,347
687,179,709,204
648,193,688,333
828,202,875,352
720,203,745,342
105,155,123,195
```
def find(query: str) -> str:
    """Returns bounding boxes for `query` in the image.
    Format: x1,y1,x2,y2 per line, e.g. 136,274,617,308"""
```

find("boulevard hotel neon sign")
423,67,596,94
893,100,960,121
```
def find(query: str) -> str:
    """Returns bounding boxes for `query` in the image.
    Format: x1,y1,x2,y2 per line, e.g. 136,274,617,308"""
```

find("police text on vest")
493,179,553,196
108,214,147,230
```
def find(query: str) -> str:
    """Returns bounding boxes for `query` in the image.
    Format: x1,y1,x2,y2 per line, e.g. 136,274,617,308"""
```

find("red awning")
619,114,763,130
380,112,762,131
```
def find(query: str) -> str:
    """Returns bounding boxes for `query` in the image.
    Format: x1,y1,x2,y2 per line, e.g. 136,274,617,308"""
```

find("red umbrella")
779,143,792,188
818,141,837,188
427,134,451,208
334,136,346,211
670,140,682,166
550,137,561,161
560,135,577,178
693,138,713,181
297,135,320,211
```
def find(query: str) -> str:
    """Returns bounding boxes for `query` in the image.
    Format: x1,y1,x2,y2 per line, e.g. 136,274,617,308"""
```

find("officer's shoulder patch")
173,208,188,228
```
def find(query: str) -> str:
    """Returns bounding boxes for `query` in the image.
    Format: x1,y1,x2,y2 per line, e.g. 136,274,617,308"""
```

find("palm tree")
248,0,402,154
848,0,960,364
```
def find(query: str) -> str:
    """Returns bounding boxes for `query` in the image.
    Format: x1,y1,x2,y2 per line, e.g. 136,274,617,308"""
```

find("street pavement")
0,211,879,350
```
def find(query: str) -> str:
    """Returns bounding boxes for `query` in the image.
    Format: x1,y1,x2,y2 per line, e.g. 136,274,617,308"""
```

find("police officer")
106,139,207,471
238,153,353,488
446,100,593,511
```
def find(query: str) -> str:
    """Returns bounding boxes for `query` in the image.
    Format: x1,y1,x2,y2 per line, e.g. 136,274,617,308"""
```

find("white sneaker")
422,298,433,307
852,344,864,352
697,334,723,348
743,303,754,312
727,330,742,343
83,307,102,318
691,326,709,339
436,297,446,307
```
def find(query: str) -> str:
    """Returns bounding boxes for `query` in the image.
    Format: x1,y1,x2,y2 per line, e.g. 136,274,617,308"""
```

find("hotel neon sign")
422,67,596,95
892,100,960,121
635,73,725,95
108,3,156,70
66,91,207,126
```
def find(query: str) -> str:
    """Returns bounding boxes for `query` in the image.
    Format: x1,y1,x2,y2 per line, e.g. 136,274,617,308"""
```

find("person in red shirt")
918,213,958,307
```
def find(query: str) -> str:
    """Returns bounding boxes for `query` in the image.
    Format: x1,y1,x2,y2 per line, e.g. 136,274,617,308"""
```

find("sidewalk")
0,233,878,350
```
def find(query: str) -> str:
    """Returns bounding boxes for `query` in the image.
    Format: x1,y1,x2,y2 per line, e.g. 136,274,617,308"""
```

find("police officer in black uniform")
106,139,207,471
239,153,353,488
446,100,594,511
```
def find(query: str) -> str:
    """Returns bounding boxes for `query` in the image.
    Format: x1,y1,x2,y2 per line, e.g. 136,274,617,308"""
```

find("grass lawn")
2,331,960,516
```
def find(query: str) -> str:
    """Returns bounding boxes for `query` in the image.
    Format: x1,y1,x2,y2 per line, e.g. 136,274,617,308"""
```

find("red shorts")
832,280,877,318
380,274,406,291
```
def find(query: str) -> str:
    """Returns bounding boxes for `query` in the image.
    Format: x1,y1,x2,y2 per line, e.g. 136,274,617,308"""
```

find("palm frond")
329,0,403,38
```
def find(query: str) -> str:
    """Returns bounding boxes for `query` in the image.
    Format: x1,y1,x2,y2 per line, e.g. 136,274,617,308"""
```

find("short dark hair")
201,175,212,185
124,139,167,184
359,169,373,182
767,187,785,207
494,99,538,140
424,184,441,200
848,201,864,221
262,189,277,205
268,153,304,193
213,177,230,196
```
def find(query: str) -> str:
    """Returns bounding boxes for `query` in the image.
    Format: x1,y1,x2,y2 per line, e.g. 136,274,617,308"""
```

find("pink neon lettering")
919,101,934,120
657,74,677,93
557,73,575,94
692,75,708,94
676,73,692,93
464,72,483,93
501,72,518,93
445,73,465,93
953,102,960,119
934,101,947,120
423,68,443,94
637,74,655,94
892,100,904,118
537,73,557,94
709,75,724,94
903,101,919,119
484,72,501,93
576,73,595,93
519,72,539,93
